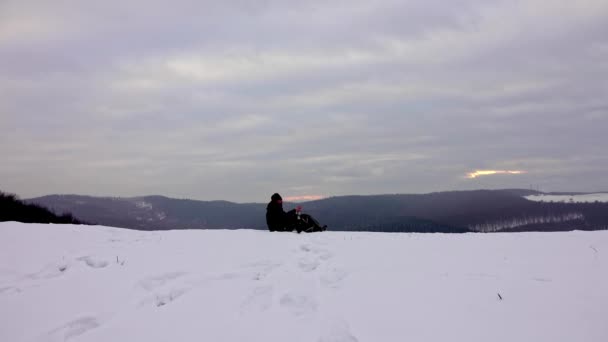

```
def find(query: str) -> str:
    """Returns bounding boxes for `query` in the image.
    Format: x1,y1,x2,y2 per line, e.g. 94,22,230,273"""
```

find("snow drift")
1,222,607,342
525,193,608,203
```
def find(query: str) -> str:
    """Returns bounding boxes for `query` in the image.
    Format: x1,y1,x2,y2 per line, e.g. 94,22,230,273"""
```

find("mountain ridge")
24,189,608,233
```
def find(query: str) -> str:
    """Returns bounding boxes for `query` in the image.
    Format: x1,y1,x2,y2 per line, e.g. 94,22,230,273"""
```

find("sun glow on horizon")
284,195,325,202
466,170,525,179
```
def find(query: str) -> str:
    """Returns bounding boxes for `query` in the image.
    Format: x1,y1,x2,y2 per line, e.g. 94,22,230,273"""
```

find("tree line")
0,191,85,225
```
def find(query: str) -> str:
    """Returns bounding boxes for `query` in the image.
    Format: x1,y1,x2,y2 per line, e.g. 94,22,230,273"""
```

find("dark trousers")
284,212,324,233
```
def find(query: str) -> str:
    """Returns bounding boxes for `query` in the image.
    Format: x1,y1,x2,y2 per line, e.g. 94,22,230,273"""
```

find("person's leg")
300,214,319,227
300,214,326,232
282,210,299,232
307,214,322,228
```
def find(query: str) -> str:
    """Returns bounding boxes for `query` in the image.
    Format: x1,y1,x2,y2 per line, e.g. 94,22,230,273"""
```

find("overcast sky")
1,0,607,202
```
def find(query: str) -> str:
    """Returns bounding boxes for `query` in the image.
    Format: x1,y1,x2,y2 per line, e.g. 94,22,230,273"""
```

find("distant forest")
0,191,84,225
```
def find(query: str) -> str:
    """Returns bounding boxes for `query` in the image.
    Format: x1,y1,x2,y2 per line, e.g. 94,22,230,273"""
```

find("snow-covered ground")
1,222,607,342
525,193,608,203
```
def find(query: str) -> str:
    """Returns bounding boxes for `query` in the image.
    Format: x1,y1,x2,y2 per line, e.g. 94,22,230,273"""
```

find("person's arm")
284,206,302,215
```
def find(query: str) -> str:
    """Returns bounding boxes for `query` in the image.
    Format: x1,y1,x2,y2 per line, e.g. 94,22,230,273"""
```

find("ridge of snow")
134,201,153,210
525,193,608,203
470,212,585,232
1,222,607,342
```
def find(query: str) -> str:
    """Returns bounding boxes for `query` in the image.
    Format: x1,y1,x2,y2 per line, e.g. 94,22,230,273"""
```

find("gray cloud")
1,0,607,201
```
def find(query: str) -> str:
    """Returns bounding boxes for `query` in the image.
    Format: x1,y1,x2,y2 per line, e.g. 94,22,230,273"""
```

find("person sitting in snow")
265,193,326,233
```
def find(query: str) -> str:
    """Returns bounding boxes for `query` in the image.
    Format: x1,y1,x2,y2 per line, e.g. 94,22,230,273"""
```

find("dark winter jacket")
266,201,294,231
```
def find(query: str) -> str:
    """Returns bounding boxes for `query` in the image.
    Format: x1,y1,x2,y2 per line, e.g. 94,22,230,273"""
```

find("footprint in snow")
300,244,314,253
531,277,552,282
300,244,333,261
152,288,190,307
243,261,282,281
318,320,359,342
318,251,333,261
242,260,282,268
216,272,241,280
24,262,70,280
465,272,501,279
241,285,274,313
298,258,321,272
280,293,317,316
320,268,349,288
47,316,100,341
0,286,21,295
139,272,188,291
138,272,191,308
77,256,109,269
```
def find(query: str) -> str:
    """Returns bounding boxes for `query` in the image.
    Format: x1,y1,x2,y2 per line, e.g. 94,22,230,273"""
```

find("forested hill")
26,190,608,233
0,191,84,225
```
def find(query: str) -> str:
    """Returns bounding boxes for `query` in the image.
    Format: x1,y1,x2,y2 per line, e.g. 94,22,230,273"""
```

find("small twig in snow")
497,293,503,301
116,256,125,266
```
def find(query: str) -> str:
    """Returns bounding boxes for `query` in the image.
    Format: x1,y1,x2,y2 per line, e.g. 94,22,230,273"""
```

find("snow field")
0,222,607,342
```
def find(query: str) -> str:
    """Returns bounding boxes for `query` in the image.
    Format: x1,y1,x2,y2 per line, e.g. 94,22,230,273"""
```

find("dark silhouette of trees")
0,191,85,225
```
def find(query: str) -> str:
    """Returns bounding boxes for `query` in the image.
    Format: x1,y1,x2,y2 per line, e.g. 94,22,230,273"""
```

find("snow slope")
1,222,607,342
525,193,608,203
